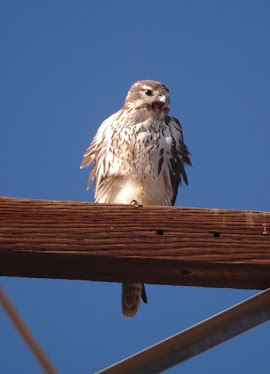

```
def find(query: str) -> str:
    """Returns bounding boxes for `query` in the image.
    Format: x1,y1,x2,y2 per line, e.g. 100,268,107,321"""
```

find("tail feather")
122,283,147,317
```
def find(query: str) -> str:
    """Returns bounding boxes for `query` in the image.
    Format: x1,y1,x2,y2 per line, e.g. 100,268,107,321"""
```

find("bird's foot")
130,199,142,207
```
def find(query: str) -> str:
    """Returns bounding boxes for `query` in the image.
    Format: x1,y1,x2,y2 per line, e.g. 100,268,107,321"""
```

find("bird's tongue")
153,102,162,114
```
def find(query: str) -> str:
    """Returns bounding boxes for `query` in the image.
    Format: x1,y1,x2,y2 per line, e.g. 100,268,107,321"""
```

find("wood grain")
0,197,270,289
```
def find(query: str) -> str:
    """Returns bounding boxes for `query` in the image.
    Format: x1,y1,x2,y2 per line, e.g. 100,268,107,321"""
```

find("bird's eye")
145,89,153,96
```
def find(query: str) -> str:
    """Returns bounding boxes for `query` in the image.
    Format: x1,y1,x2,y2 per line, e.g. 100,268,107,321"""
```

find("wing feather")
80,110,121,191
166,116,191,205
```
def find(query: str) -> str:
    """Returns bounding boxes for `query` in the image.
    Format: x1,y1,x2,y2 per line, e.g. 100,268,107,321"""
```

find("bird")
80,80,191,317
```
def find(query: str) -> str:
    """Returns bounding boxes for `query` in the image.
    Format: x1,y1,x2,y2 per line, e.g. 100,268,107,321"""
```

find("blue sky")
1,1,270,373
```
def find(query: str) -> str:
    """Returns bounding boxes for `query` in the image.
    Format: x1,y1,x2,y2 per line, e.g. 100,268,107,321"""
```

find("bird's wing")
80,110,122,190
164,116,191,206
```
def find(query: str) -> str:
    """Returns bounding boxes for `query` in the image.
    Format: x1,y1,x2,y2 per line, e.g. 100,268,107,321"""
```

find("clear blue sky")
1,1,270,373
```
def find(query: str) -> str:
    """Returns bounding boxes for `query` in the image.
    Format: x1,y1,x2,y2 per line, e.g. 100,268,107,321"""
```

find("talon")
130,199,142,207
141,284,147,303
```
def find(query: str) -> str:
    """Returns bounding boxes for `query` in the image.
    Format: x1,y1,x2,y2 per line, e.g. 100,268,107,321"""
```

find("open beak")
152,95,168,115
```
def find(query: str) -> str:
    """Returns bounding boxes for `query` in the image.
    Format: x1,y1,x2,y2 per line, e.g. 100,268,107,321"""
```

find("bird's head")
124,80,170,118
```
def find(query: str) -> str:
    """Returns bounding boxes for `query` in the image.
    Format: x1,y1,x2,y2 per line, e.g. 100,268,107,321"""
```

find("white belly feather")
105,174,171,206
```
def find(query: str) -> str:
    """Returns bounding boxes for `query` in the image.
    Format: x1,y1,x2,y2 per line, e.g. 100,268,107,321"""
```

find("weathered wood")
0,197,270,289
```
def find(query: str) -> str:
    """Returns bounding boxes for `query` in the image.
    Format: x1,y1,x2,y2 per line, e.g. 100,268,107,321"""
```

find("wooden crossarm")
0,197,270,289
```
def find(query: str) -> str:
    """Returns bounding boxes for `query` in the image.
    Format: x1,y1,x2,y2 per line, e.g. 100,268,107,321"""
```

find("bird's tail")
122,283,147,317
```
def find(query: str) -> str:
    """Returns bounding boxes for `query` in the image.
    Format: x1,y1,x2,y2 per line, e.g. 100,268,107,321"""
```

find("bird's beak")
152,94,169,115
159,95,167,105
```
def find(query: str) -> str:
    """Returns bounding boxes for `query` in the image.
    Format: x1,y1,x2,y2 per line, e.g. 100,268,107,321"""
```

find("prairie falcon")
81,80,191,317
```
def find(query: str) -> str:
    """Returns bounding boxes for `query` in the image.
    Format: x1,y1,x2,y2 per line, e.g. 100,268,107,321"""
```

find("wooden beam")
0,197,270,289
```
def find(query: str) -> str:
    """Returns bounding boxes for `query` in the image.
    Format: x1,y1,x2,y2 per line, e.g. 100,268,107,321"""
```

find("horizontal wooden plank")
0,197,270,289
